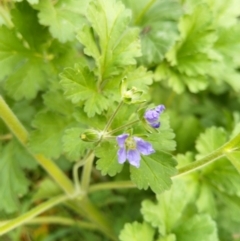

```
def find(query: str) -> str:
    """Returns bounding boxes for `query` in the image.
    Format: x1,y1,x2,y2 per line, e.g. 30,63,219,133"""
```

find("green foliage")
78,0,141,79
122,0,182,66
119,222,155,241
195,127,227,158
95,110,177,193
60,64,109,117
0,3,49,100
175,127,240,239
130,152,177,194
29,111,70,158
120,180,218,241
0,140,37,213
1,0,240,240
155,0,240,93
33,0,88,42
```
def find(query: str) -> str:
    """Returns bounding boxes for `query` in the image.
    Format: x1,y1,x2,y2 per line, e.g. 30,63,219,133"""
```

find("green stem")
0,217,97,230
0,195,68,236
134,0,156,25
173,133,240,178
81,152,95,193
103,101,123,133
0,96,75,196
89,181,136,193
0,96,28,144
34,154,75,196
108,119,139,135
73,158,89,192
173,149,225,178
66,197,117,241
73,151,94,192
222,133,240,151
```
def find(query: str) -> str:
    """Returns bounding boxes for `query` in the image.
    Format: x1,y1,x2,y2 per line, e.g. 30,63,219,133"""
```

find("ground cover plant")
1,0,240,240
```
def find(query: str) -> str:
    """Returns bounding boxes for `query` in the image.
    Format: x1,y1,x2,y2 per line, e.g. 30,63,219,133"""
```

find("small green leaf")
174,214,218,241
196,127,227,159
130,152,177,194
123,0,182,66
155,62,208,93
141,181,190,235
60,64,109,117
0,141,33,213
78,0,141,78
156,3,218,93
34,0,88,42
95,141,123,176
119,222,155,241
166,4,216,68
0,2,60,100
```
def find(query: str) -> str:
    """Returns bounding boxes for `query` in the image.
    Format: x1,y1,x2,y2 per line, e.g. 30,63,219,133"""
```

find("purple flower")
144,105,165,128
116,134,155,168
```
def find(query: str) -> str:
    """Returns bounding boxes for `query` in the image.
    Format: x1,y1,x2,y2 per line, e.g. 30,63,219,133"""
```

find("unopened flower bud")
122,87,145,104
80,129,101,142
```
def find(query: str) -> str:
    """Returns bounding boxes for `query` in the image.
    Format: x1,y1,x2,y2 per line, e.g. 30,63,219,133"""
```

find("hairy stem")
0,96,75,196
0,195,68,236
173,133,240,178
108,119,139,135
0,96,28,144
103,101,123,133
0,216,97,230
173,149,225,178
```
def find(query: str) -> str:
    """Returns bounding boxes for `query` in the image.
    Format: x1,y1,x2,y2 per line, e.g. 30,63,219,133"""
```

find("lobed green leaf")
34,0,88,42
119,222,155,241
78,0,141,79
130,152,177,194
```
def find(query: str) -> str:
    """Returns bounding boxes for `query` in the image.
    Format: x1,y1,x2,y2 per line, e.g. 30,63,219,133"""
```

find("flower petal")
144,105,165,129
127,150,141,168
155,105,165,113
117,147,127,164
144,109,159,123
116,134,129,147
134,137,155,155
150,122,160,128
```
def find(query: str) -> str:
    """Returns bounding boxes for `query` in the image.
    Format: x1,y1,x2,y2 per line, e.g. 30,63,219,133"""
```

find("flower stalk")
0,195,68,236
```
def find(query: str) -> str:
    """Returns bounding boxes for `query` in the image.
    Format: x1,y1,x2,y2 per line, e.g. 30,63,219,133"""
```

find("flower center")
125,137,136,150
